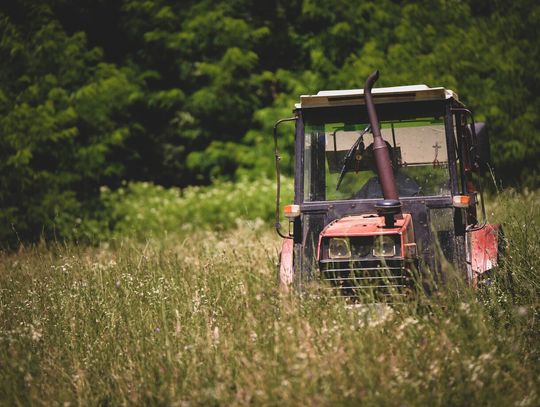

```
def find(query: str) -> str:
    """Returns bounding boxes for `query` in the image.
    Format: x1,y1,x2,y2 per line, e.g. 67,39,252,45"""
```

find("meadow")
0,181,538,406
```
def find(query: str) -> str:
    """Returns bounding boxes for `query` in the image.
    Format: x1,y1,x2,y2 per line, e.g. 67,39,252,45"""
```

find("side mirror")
471,122,491,173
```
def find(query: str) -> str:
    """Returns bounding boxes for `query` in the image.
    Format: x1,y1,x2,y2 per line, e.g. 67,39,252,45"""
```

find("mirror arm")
450,108,487,224
451,108,479,168
274,116,298,239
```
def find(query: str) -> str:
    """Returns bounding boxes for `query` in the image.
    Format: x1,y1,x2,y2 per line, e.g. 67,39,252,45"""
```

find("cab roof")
296,85,458,109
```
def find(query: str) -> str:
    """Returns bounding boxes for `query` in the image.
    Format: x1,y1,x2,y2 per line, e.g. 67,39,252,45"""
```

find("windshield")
303,118,451,202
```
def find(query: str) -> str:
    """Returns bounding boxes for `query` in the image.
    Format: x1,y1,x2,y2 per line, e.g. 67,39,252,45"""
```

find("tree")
0,6,141,244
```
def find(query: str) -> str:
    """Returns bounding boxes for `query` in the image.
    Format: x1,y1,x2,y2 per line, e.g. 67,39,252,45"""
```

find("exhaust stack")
364,70,402,227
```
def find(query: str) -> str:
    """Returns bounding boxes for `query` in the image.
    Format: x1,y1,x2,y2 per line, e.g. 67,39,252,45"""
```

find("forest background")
1,0,539,245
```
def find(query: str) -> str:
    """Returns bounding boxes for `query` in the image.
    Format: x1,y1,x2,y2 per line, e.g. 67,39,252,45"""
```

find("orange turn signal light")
284,204,301,220
452,195,471,208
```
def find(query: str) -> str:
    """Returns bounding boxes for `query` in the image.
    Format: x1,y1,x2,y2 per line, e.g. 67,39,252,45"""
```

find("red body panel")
317,213,414,260
319,213,410,237
279,239,294,288
469,224,500,278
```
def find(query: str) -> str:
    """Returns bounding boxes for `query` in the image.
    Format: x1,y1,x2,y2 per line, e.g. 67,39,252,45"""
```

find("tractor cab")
274,71,500,301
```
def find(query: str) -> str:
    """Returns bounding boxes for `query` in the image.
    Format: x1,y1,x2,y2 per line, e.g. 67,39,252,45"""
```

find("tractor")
274,70,501,301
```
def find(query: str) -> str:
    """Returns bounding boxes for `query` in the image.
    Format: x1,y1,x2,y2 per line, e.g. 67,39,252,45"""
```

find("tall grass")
0,189,538,405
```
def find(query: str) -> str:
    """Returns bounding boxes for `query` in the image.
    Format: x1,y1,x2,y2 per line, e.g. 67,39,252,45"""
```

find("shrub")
100,177,294,239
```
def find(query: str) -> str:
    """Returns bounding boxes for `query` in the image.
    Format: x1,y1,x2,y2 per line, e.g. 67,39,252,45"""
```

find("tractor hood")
320,214,411,238
317,213,414,261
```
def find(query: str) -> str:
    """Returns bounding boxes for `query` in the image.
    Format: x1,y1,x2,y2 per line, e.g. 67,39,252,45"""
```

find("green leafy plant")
100,177,294,240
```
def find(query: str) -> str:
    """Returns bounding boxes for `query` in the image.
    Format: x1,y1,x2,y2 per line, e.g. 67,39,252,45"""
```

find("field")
1,185,539,406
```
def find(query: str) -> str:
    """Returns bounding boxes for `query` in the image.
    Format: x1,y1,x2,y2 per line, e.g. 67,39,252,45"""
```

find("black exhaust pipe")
364,70,401,227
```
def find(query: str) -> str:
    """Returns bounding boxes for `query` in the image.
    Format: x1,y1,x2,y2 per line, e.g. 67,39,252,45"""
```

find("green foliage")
1,0,539,243
99,177,294,240
0,9,142,245
49,177,294,243
0,192,538,404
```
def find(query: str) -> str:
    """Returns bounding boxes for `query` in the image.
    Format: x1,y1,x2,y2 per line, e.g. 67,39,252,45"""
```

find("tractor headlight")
373,235,396,257
328,237,351,259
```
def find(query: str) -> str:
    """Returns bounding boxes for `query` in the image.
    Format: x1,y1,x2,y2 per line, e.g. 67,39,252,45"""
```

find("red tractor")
274,71,501,300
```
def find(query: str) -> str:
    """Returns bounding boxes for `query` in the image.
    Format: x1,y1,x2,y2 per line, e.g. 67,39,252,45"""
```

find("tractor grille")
319,259,411,302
